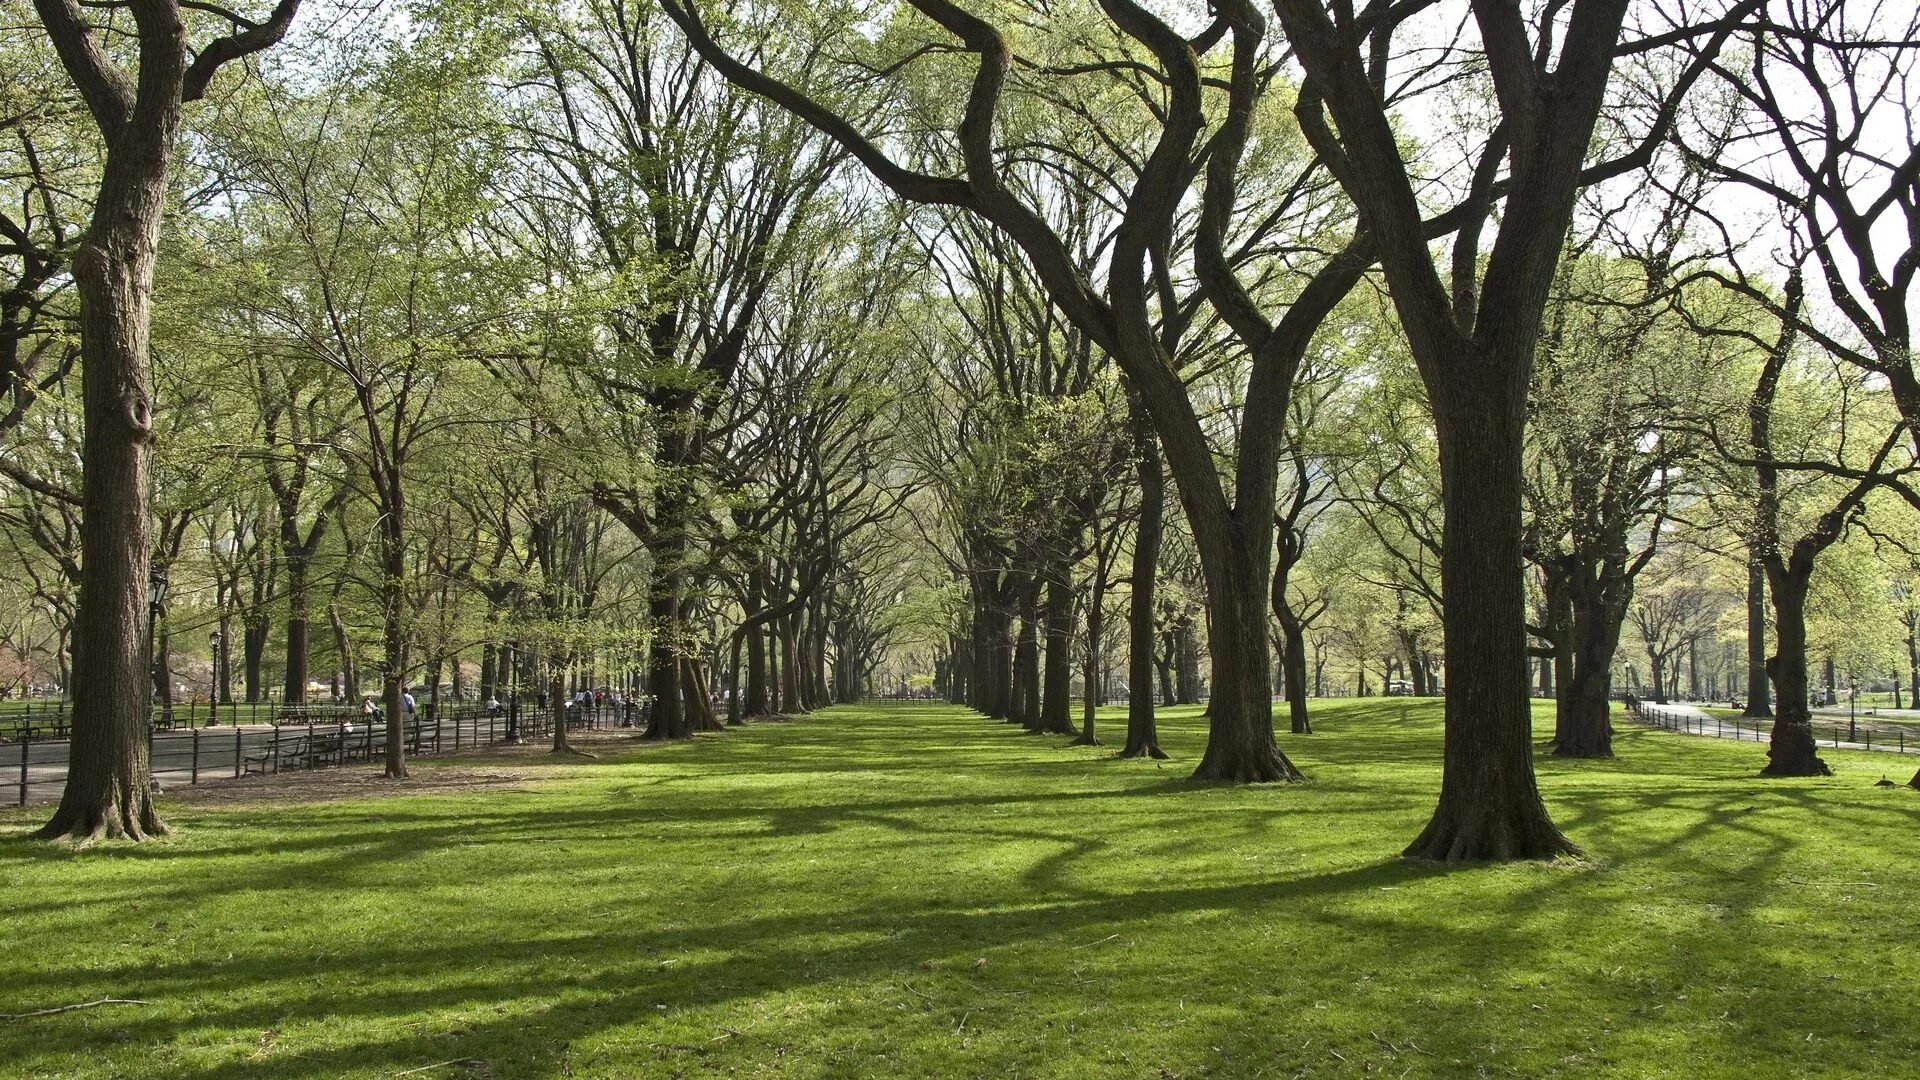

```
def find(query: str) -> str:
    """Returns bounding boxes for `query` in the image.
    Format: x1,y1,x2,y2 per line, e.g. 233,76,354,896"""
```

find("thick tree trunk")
1761,567,1831,777
1120,416,1166,759
1014,576,1042,731
1744,556,1772,716
1403,377,1575,861
1173,615,1201,704
243,618,266,702
778,616,804,715
1189,552,1299,781
987,593,1013,721
645,589,686,739
745,620,769,716
282,560,310,703
1648,652,1667,705
479,641,496,703
34,46,184,839
1556,577,1622,759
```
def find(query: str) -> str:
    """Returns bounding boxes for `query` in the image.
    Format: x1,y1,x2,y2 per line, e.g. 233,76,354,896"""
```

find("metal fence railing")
1626,699,1918,756
6,697,641,807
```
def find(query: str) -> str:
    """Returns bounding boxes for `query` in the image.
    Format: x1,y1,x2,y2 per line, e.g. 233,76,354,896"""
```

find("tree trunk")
283,560,310,703
1402,376,1575,861
1761,566,1831,777
1041,569,1077,735
1648,652,1667,705
379,511,408,779
1121,414,1166,759
1743,555,1771,715
243,618,266,702
745,620,769,717
217,612,233,704
1078,571,1102,746
1907,620,1917,710
33,42,185,839
329,601,356,701
1173,615,1201,704
1556,565,1622,759
1188,545,1300,781
550,671,573,753
1014,576,1042,731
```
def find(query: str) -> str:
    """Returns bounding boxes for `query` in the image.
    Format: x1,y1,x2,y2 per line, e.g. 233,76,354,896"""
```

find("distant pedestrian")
402,690,417,717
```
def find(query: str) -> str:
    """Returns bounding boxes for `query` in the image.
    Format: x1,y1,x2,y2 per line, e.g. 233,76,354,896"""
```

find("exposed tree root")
1908,767,1919,790
1116,743,1169,760
550,746,599,759
1188,745,1305,784
1760,718,1833,777
1402,806,1581,862
1072,734,1102,747
31,796,170,845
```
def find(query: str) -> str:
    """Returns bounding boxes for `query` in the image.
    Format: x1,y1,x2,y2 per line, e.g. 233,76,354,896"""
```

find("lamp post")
208,631,222,727
505,640,520,743
1848,681,1858,742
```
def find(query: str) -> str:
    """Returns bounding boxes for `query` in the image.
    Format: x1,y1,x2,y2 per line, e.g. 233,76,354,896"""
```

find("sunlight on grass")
3,700,1916,1079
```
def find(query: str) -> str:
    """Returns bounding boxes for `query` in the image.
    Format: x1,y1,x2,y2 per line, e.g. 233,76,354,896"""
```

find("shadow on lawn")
5,702,1915,1077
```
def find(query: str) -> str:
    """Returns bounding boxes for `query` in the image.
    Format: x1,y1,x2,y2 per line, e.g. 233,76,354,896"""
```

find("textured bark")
1013,576,1042,731
1760,568,1831,777
1402,375,1576,861
30,1,189,841
1120,414,1166,759
1555,560,1624,759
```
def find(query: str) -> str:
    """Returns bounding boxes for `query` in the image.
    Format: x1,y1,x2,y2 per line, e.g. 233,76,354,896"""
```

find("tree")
1264,0,1758,859
29,0,301,842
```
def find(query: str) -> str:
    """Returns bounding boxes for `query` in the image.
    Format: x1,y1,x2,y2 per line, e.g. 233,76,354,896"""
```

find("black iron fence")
1627,700,1919,756
7,697,640,807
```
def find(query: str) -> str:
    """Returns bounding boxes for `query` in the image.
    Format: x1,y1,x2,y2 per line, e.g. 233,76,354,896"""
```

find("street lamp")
1848,681,1858,742
504,640,520,743
208,631,222,727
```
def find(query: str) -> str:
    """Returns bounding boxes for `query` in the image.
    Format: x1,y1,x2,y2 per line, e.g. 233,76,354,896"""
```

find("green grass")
3,700,1917,1079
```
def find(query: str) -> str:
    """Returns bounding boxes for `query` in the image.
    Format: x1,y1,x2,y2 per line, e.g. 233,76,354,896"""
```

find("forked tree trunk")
1402,377,1575,861
686,658,723,732
1556,562,1624,759
1761,567,1830,777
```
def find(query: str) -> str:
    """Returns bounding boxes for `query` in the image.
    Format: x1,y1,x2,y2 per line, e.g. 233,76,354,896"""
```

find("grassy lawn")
3,700,1917,1079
